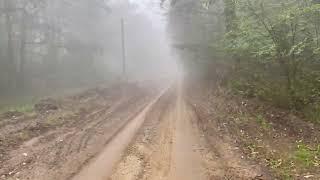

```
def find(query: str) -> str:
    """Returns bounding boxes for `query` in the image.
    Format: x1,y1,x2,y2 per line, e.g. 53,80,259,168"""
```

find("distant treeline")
0,0,111,95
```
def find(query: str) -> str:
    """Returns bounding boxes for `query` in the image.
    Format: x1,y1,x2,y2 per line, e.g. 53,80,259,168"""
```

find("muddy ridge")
0,83,156,180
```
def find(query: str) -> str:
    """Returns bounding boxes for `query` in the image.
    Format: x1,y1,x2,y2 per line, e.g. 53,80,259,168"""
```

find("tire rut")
110,88,174,180
0,85,156,180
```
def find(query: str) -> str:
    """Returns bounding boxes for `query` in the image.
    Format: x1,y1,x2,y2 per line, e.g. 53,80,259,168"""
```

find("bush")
223,0,320,120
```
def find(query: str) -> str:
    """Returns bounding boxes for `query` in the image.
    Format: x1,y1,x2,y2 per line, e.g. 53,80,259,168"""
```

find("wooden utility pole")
121,18,126,79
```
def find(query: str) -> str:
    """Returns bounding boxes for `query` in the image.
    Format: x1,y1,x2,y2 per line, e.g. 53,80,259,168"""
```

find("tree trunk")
4,0,16,91
19,12,27,89
45,24,60,89
224,0,236,32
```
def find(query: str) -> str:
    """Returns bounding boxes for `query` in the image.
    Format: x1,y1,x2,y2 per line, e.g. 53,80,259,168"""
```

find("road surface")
109,81,265,180
0,81,267,180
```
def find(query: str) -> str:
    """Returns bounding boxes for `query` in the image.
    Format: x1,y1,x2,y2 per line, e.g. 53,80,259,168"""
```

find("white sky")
105,0,178,80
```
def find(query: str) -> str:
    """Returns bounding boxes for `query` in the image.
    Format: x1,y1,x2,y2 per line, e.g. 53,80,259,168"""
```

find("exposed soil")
110,82,267,180
1,79,319,180
0,83,158,180
110,87,175,180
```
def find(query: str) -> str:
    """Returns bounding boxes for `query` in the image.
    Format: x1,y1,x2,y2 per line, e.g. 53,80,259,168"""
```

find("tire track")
110,88,174,180
71,88,169,180
0,84,159,180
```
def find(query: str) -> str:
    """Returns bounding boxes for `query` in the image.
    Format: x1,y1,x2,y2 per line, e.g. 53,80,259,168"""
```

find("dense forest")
0,0,175,102
1,0,320,120
167,0,320,122
0,0,113,96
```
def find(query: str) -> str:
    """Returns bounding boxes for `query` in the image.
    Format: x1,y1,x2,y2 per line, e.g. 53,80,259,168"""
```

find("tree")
223,0,320,108
0,0,111,95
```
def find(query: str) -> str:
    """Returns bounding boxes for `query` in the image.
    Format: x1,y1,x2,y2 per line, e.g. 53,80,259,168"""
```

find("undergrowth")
229,74,320,124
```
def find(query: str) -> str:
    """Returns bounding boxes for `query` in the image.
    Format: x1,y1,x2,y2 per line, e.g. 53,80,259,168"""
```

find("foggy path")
71,80,208,180
0,77,269,180
71,88,168,180
109,80,266,180
1,0,320,179
168,80,205,180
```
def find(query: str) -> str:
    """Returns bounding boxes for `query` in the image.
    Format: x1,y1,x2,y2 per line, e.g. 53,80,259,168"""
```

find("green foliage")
293,143,320,168
304,103,320,123
263,142,320,178
266,158,293,180
223,0,320,116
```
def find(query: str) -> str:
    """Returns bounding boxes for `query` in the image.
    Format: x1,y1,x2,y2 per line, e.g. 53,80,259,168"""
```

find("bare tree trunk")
4,0,16,91
44,23,60,90
19,12,27,89
224,0,236,32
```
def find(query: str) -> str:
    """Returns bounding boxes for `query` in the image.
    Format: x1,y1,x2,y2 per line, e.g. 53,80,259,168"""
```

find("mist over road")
2,0,319,179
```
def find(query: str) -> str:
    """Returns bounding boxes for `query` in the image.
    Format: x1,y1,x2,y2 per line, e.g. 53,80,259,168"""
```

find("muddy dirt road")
0,81,269,180
110,82,267,180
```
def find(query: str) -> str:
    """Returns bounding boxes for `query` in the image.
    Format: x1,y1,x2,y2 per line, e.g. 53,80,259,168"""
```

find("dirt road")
0,83,158,180
110,82,267,180
0,81,269,180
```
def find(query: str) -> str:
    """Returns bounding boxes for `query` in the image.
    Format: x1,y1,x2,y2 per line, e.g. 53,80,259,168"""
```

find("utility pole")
121,18,127,80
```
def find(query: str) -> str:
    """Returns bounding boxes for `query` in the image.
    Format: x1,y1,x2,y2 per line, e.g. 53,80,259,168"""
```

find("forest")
167,0,320,122
1,0,320,120
0,0,112,96
0,0,174,105
0,0,320,179
1,0,320,122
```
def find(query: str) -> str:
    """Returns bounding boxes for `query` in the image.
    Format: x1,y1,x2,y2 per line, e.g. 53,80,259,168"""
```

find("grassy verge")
190,86,320,179
0,103,34,114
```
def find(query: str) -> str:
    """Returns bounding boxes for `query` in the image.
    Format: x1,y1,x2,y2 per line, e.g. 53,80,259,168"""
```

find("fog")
0,0,178,101
104,0,178,80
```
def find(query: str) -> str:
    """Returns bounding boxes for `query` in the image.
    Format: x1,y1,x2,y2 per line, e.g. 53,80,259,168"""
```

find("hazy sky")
104,0,178,80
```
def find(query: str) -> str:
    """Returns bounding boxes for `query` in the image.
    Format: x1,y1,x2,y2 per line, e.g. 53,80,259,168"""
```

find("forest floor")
0,80,319,180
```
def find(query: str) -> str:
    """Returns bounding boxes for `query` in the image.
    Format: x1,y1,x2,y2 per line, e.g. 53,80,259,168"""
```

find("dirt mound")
2,111,24,119
0,83,157,180
34,98,59,114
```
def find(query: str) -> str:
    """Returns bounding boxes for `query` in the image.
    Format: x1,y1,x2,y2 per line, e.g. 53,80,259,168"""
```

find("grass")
225,80,320,178
245,142,294,179
0,103,34,114
293,143,320,169
14,104,34,113
256,114,271,130
264,143,320,179
304,103,320,123
243,124,319,179
45,111,75,126
0,95,40,114
229,74,320,123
